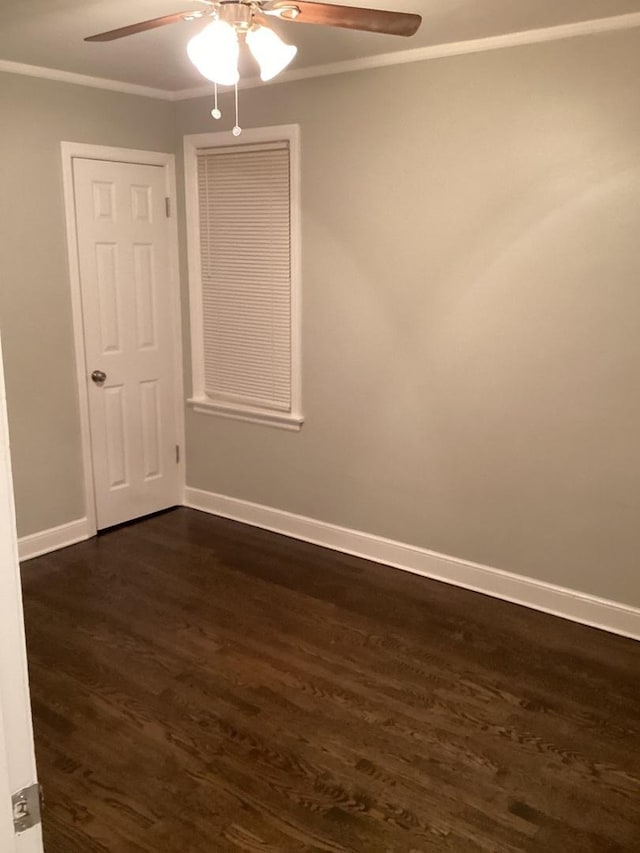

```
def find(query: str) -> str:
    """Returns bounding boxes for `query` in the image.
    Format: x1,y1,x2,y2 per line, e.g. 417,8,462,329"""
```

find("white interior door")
73,158,180,529
0,337,43,853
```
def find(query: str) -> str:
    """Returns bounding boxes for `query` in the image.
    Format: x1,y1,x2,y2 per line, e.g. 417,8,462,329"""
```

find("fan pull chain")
233,81,242,136
211,83,221,120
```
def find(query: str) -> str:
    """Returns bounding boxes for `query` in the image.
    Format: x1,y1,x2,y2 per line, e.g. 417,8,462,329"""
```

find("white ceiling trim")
1,11,640,102
0,58,171,99
175,10,640,99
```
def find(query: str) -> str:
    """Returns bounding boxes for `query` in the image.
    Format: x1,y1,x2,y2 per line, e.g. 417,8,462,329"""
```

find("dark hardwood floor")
20,508,640,852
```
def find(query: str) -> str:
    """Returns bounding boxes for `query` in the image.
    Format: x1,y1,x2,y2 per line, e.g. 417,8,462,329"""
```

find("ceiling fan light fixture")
85,1,422,135
187,19,240,86
246,24,297,82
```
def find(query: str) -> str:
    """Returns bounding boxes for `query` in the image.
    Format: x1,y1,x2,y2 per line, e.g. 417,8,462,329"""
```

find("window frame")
183,124,302,430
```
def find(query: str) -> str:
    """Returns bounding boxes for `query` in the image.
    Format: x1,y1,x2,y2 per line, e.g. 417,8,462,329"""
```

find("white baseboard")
184,487,640,642
18,493,640,642
18,517,92,562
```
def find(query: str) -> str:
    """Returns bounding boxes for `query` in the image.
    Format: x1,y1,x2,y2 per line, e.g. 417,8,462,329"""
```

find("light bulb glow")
247,26,297,82
187,20,239,86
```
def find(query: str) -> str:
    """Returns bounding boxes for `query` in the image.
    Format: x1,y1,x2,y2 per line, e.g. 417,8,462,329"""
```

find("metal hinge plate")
12,783,42,834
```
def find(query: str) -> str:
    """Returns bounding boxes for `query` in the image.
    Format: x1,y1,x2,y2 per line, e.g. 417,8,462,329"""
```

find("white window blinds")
196,140,292,413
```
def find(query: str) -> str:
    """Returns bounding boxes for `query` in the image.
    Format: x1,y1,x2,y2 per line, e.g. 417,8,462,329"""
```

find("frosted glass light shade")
187,20,239,86
247,26,297,81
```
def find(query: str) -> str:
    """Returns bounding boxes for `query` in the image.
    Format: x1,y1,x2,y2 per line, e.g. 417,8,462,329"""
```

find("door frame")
60,143,185,535
0,336,44,853
0,698,14,851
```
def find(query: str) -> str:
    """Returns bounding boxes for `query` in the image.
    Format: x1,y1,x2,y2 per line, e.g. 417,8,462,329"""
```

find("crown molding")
2,11,640,102
171,10,640,100
0,59,172,99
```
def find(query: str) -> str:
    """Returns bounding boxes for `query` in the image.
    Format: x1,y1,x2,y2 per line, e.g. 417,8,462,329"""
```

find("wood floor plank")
20,508,640,851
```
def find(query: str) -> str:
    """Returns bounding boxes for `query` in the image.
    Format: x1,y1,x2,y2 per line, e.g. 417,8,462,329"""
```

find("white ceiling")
1,0,640,92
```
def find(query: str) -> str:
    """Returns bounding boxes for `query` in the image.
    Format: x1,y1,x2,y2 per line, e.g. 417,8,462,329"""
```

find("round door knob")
91,369,107,384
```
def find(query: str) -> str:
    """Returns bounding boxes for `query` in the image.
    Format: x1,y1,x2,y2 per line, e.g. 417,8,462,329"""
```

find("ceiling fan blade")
85,11,201,42
263,0,421,36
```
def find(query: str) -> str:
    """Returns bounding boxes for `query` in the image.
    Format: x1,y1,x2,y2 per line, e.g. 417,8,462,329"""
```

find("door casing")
0,336,44,853
60,143,185,536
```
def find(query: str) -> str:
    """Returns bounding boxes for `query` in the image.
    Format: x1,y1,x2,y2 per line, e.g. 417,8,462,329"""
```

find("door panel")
73,159,179,529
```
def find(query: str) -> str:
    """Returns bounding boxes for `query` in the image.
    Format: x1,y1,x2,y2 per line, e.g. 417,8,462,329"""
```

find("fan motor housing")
219,1,254,29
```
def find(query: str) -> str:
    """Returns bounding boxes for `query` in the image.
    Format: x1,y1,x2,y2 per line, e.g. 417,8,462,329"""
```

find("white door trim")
60,143,185,535
0,697,14,852
0,337,44,853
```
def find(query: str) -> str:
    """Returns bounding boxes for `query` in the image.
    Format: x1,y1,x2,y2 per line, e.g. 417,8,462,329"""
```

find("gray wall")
0,73,176,536
177,29,640,607
2,29,639,609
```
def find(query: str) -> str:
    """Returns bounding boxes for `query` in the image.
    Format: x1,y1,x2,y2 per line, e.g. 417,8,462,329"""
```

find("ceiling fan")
86,0,422,132
85,0,422,44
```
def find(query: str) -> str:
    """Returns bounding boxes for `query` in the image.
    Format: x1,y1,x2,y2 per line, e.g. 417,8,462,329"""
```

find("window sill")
188,398,304,431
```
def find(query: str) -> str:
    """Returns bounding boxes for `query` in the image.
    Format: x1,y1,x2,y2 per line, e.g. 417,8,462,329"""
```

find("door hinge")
165,196,171,218
176,444,180,464
12,783,43,834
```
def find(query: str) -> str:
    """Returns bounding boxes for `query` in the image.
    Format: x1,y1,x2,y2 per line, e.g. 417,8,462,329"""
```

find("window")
184,125,302,430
